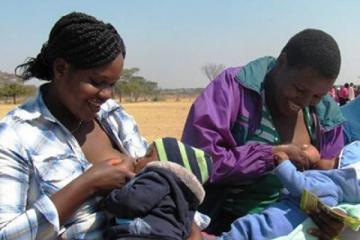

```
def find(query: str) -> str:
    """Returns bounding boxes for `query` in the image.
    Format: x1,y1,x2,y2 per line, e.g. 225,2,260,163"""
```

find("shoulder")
98,99,134,121
198,66,248,103
98,99,139,129
342,96,360,114
211,66,243,89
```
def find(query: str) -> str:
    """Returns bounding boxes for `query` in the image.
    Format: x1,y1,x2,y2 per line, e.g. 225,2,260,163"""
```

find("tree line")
0,68,160,104
0,64,224,104
115,68,159,102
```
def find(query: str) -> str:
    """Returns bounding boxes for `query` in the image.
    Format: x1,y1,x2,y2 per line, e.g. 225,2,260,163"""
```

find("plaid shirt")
0,86,148,239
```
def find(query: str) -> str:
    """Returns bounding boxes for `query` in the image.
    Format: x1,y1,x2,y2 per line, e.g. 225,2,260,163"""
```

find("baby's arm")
273,152,338,201
103,171,170,218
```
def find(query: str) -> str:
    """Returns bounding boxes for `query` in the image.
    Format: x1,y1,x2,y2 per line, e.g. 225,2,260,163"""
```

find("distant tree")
115,68,139,102
115,80,129,102
144,81,158,100
121,68,140,81
0,83,28,104
115,67,158,102
201,63,225,81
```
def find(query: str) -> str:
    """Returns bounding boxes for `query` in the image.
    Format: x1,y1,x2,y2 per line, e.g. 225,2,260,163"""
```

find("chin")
279,105,299,117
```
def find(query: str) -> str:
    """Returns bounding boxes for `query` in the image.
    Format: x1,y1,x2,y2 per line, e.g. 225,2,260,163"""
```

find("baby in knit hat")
102,137,212,240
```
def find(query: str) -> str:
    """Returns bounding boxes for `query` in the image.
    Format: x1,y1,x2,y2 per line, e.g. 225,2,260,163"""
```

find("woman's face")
271,65,335,116
54,54,124,120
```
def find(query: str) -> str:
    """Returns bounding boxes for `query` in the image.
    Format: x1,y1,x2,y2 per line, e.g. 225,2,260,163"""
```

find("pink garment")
328,87,338,102
339,86,349,99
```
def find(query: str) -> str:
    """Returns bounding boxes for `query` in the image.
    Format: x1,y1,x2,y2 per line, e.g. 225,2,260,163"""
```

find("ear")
52,58,70,80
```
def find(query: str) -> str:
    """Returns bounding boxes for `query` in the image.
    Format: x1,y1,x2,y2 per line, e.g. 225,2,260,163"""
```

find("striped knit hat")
152,137,212,184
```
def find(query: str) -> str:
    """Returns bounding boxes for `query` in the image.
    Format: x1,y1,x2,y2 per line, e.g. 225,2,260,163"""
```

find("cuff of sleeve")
262,145,276,171
34,194,60,233
273,160,293,176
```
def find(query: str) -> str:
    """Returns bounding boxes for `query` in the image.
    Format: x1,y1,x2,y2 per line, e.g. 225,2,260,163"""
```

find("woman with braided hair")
0,12,148,239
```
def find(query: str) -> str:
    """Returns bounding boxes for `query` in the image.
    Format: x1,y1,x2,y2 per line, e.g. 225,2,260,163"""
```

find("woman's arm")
51,159,134,225
181,68,275,184
0,133,60,240
307,207,346,240
0,128,134,239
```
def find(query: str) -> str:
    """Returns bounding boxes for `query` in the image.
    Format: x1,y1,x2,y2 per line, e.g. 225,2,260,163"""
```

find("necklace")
70,120,84,134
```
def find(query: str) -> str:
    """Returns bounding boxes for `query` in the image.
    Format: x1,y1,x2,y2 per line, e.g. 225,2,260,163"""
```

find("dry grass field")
0,99,195,142
122,99,194,142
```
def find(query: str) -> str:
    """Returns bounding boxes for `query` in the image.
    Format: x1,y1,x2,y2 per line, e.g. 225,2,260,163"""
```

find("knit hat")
153,137,212,183
146,137,213,203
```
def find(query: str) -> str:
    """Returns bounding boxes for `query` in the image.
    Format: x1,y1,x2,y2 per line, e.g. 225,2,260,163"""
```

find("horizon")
1,0,360,88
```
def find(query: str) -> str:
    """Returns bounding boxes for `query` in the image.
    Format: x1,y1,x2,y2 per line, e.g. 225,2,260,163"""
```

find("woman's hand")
272,143,311,170
307,208,346,240
273,151,289,166
84,158,135,196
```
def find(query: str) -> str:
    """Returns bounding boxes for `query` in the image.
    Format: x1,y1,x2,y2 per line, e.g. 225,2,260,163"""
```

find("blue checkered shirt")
0,88,148,239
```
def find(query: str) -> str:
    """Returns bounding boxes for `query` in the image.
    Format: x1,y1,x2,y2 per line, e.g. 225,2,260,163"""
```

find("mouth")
88,99,103,112
288,100,302,112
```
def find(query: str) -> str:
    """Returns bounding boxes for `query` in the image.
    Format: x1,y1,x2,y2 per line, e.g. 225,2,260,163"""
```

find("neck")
42,83,81,130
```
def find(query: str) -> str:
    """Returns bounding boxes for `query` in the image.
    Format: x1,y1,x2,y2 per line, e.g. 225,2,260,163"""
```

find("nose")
98,86,114,100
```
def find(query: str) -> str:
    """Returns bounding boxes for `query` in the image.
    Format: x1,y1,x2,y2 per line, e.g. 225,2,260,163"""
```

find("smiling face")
52,54,124,121
268,57,336,117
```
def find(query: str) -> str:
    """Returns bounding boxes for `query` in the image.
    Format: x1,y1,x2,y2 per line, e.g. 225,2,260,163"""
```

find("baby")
102,137,212,240
210,142,360,240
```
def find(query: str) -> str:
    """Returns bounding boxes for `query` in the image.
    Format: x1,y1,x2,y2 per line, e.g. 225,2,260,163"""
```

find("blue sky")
1,0,360,88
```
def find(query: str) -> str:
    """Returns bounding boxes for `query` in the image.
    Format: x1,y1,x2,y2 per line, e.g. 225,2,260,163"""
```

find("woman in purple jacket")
182,29,345,234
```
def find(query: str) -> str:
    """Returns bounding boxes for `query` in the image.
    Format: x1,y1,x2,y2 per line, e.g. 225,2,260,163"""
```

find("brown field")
0,99,195,142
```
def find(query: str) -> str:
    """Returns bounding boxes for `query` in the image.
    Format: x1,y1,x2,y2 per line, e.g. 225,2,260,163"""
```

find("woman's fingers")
307,209,345,240
308,228,332,240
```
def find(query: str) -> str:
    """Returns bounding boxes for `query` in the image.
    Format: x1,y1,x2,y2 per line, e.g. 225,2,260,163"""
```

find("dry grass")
0,104,17,117
0,99,195,142
122,99,194,142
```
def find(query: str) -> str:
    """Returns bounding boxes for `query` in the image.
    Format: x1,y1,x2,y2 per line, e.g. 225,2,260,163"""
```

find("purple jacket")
182,57,345,185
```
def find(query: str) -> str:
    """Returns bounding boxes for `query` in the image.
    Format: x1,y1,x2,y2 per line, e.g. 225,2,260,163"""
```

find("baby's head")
139,137,213,203
303,144,321,164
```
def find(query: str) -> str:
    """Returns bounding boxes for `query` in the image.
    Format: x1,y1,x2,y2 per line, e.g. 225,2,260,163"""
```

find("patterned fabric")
0,85,148,240
245,98,280,144
154,137,213,184
225,90,316,215
224,90,283,215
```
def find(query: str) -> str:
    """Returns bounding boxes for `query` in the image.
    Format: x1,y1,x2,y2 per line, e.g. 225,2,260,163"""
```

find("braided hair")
281,29,341,79
16,12,126,81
